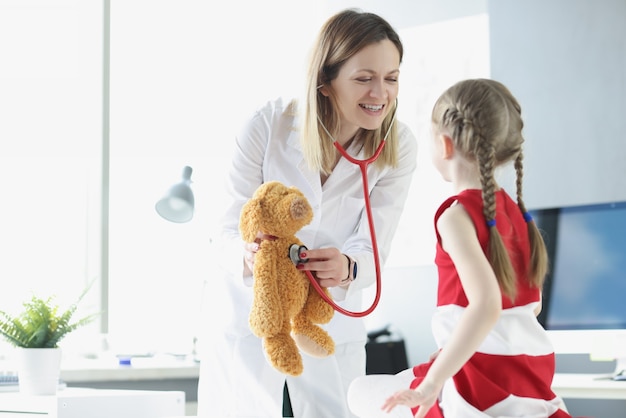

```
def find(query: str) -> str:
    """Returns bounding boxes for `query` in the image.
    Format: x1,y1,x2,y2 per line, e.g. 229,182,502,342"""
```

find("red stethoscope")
289,107,397,317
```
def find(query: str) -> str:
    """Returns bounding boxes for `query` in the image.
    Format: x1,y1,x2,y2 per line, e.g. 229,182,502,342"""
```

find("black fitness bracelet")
343,254,357,282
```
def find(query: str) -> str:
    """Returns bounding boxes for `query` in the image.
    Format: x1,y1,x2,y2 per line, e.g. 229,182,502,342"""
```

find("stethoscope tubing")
302,139,386,317
303,104,397,317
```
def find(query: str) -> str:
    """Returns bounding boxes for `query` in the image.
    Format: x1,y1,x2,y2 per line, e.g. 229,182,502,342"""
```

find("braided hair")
432,79,548,300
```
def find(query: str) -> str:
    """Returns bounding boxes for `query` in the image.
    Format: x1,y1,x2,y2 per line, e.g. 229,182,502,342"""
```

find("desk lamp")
155,166,194,223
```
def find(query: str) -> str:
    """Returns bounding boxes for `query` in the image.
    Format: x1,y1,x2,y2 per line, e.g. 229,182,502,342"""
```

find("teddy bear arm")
249,254,284,336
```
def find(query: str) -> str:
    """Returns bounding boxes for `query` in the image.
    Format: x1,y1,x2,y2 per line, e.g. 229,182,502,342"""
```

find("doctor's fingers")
243,241,259,256
298,260,344,287
242,241,260,271
243,252,255,273
301,247,342,261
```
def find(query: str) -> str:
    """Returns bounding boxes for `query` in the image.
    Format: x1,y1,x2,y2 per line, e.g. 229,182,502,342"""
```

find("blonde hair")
432,78,548,300
300,8,403,174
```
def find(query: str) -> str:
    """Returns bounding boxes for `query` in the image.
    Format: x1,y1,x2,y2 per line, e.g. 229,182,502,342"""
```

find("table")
552,373,626,400
59,355,199,382
0,387,185,417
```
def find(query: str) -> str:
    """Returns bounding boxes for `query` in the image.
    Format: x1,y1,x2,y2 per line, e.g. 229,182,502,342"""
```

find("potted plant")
0,282,98,395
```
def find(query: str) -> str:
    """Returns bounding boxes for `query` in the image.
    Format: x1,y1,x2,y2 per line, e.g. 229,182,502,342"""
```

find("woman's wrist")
343,254,351,281
341,254,357,283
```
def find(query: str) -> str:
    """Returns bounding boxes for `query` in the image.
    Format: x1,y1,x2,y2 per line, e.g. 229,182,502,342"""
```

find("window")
105,1,327,354
0,1,103,353
0,1,489,357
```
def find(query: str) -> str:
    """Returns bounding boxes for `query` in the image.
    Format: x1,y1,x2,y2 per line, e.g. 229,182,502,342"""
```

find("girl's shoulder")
433,191,482,238
435,191,482,218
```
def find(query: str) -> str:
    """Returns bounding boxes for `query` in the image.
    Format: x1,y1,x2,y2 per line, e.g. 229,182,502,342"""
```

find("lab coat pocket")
332,196,364,239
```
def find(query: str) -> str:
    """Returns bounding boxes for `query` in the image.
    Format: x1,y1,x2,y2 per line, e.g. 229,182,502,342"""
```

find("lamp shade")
155,166,194,223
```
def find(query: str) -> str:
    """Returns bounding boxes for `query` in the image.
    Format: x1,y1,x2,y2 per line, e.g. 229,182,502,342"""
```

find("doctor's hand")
296,247,350,288
242,232,276,275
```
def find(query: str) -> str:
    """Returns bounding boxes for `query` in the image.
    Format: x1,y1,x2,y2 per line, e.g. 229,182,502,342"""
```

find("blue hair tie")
486,219,496,228
523,212,533,223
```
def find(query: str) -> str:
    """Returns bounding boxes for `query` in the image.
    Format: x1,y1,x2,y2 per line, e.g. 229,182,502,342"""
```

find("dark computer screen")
534,201,626,330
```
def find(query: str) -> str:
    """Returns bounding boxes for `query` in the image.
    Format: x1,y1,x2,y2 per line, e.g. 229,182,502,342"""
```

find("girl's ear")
440,134,454,159
319,86,330,97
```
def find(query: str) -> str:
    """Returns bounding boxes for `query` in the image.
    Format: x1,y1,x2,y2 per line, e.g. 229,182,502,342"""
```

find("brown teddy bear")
239,181,335,376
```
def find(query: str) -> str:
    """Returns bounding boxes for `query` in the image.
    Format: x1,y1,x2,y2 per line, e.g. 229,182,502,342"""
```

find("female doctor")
197,9,417,418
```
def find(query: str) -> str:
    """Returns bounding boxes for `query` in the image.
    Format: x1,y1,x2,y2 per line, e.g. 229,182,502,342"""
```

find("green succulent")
0,282,98,349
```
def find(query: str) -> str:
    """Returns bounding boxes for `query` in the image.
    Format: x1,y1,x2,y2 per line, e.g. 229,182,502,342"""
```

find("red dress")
411,189,571,417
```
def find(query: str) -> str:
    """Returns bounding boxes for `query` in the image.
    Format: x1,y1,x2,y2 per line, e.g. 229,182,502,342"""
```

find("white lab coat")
197,97,417,417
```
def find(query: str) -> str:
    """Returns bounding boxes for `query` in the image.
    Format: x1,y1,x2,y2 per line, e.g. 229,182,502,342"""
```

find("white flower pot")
16,347,62,395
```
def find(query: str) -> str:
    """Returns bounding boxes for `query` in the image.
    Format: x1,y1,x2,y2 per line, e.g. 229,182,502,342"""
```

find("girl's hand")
381,380,440,417
296,247,350,288
243,232,276,275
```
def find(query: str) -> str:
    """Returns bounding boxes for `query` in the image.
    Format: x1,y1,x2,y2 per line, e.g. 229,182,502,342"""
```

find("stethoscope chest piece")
289,244,309,265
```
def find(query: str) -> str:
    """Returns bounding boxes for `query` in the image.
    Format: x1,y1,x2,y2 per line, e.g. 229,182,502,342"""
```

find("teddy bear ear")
239,199,260,242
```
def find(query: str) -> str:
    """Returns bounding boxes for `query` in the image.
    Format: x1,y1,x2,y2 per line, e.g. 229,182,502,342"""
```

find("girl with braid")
347,79,572,417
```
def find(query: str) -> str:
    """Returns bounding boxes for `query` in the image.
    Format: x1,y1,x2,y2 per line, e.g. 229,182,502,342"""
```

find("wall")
489,0,626,209
487,3,626,416
324,0,487,29
354,0,626,364
362,265,439,366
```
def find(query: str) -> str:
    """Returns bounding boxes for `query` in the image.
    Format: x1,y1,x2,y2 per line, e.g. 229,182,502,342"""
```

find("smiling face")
322,39,400,142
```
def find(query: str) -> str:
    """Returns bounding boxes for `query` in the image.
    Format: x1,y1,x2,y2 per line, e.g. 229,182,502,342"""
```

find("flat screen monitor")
532,201,626,374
